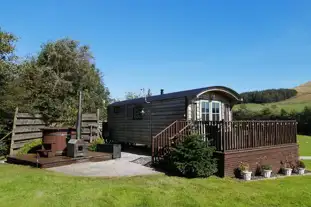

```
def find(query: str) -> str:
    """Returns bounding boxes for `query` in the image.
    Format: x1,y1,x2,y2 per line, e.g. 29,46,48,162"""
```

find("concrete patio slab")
46,152,161,177
300,156,311,160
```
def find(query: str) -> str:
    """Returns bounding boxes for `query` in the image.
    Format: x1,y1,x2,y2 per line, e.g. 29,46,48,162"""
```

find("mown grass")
298,135,311,156
233,101,311,113
1,164,311,207
303,160,311,170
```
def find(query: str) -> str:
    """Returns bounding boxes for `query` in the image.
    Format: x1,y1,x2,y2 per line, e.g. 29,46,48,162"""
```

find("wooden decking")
6,151,113,168
152,120,298,162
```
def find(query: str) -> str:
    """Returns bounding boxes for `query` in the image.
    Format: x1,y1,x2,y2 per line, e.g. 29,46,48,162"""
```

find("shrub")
261,164,272,170
239,162,250,171
17,139,42,155
297,160,305,168
0,141,8,158
88,137,104,151
160,133,218,178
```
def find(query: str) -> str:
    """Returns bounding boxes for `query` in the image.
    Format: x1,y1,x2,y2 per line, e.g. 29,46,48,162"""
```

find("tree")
0,28,18,154
3,38,110,124
0,27,17,61
125,88,152,100
0,28,18,99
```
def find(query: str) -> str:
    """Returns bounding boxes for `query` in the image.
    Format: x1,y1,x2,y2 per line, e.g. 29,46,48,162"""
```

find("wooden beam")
10,107,18,155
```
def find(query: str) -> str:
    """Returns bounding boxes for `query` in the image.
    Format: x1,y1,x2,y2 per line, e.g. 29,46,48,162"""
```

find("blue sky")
1,0,310,99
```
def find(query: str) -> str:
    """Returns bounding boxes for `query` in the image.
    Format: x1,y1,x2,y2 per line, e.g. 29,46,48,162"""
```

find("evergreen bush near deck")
160,134,218,178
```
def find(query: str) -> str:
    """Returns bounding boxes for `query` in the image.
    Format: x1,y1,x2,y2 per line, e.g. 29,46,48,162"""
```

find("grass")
303,160,311,170
233,101,311,113
1,165,311,207
298,135,311,156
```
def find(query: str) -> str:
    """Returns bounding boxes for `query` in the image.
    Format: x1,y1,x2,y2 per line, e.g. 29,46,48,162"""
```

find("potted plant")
281,160,292,176
239,162,252,181
296,160,306,175
261,164,272,178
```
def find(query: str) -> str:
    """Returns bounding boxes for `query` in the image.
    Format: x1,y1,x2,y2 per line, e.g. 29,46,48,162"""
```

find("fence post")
152,137,155,163
9,107,18,156
96,108,100,138
221,120,226,151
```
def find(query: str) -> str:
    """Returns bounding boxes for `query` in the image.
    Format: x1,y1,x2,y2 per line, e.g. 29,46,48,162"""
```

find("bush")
88,137,104,151
261,164,272,170
160,134,218,178
297,160,305,168
0,140,8,158
17,139,42,155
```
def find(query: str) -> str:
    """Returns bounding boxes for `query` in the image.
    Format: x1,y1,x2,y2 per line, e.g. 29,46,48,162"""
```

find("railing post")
221,120,225,151
152,136,155,163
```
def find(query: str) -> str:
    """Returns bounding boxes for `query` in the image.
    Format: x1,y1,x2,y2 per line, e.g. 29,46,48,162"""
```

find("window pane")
215,103,219,113
201,101,209,113
216,114,220,121
212,102,216,113
202,114,206,121
202,113,209,121
206,102,209,113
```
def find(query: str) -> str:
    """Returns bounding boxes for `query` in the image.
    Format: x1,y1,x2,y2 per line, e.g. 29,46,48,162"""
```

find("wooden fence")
194,120,297,151
10,108,101,155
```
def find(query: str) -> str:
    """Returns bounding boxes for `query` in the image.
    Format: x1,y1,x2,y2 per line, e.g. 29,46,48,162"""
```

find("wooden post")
90,125,93,142
10,107,18,155
221,120,225,151
96,108,100,139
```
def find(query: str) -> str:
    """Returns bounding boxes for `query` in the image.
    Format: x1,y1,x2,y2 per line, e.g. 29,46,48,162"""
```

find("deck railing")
194,120,297,152
152,120,191,162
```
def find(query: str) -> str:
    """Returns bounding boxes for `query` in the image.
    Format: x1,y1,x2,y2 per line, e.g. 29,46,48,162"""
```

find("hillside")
280,81,311,103
233,81,311,112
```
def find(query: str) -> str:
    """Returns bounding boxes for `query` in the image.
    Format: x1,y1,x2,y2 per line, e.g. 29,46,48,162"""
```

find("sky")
1,0,311,100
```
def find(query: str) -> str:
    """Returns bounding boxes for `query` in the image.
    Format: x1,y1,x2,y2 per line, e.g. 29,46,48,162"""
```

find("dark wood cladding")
217,144,299,177
195,120,297,151
107,97,187,145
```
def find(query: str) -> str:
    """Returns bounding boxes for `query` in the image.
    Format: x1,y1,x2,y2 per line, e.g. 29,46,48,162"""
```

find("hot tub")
41,127,76,156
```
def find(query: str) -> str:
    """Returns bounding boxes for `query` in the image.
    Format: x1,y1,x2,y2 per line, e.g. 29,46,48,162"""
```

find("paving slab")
47,152,160,177
300,156,311,160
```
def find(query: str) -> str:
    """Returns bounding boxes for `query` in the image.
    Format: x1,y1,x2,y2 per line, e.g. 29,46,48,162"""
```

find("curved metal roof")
109,86,241,106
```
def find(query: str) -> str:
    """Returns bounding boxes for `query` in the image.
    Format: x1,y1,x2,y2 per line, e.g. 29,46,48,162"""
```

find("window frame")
199,100,222,121
132,105,144,120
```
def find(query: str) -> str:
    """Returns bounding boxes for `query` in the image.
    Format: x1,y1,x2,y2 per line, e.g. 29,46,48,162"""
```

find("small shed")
107,86,242,146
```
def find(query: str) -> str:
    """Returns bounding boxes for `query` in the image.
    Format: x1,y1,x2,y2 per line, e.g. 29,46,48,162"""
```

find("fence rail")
152,120,191,162
9,108,101,155
194,120,297,151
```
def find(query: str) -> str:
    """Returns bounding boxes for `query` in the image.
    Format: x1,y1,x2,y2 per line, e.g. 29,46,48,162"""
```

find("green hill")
233,81,311,113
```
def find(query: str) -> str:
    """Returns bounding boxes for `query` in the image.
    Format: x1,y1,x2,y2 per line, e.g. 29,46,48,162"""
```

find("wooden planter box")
97,144,121,159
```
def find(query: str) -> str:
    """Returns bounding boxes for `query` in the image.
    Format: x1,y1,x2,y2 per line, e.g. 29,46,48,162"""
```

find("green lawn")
1,165,311,207
303,160,311,169
298,135,311,156
233,101,311,113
